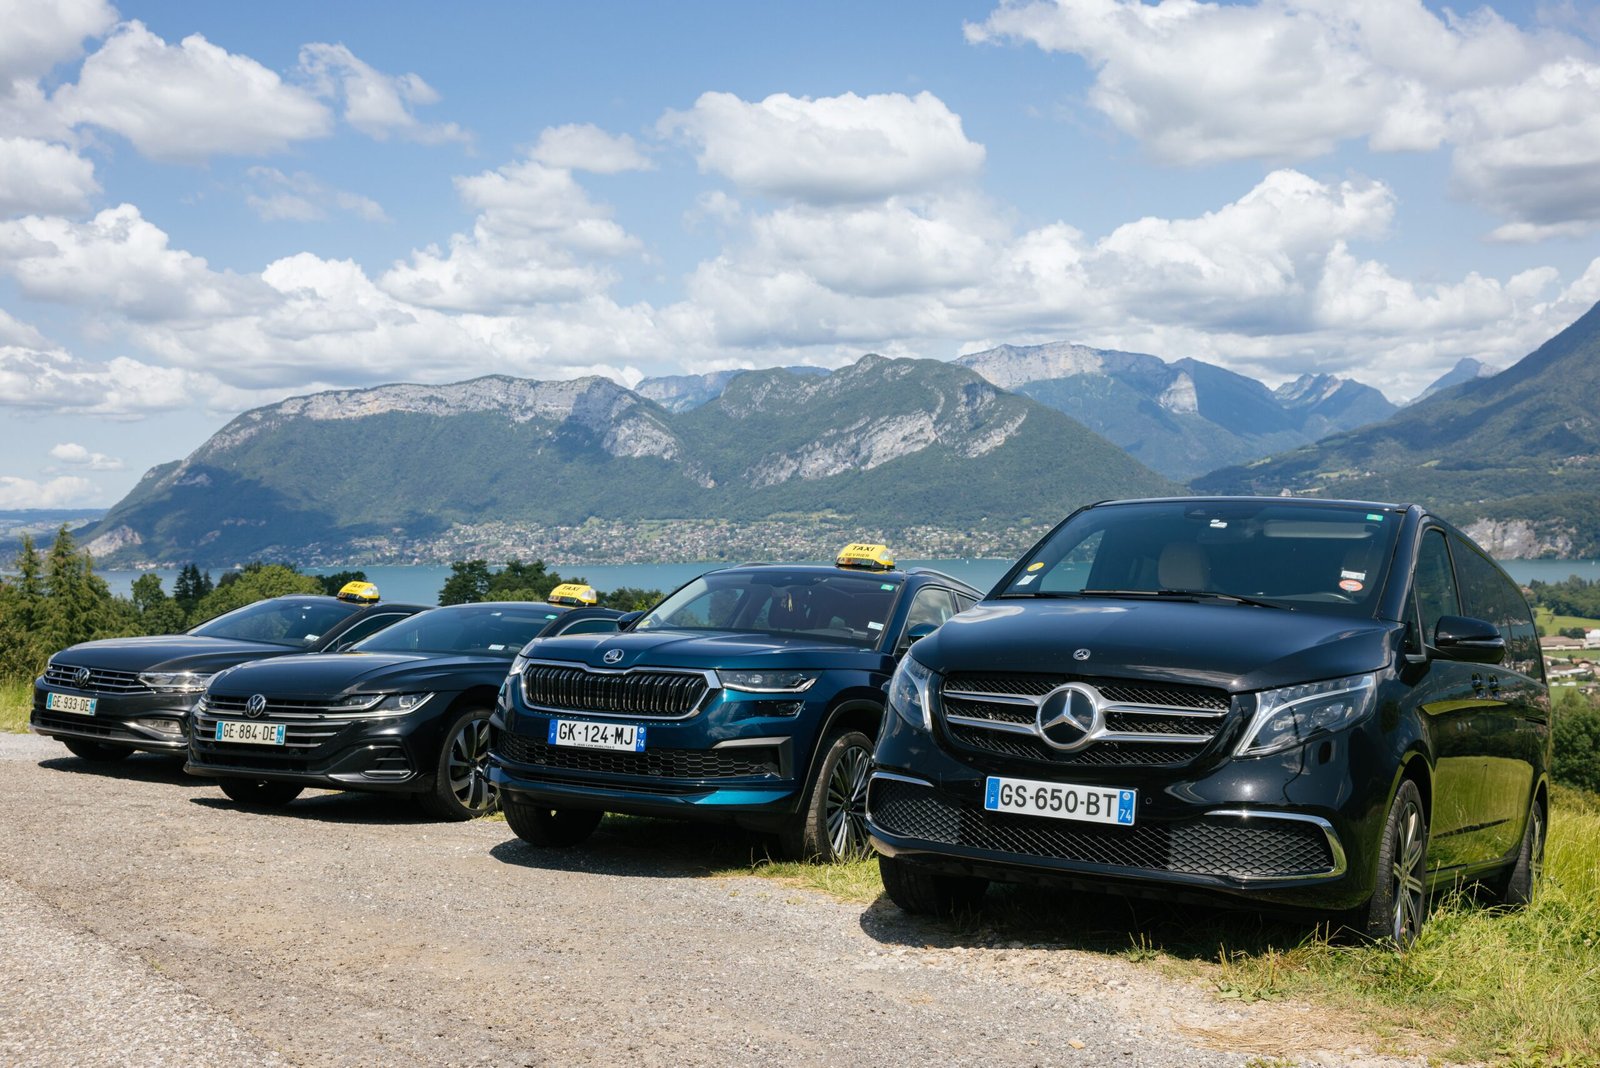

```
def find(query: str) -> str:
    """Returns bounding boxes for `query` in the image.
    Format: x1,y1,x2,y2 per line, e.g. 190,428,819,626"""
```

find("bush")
1553,689,1600,794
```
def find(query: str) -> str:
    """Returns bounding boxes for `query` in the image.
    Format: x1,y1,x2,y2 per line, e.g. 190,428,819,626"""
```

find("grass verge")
0,679,30,733
705,788,1600,1065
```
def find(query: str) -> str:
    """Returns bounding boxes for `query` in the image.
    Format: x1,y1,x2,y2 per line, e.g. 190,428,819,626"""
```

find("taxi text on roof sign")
836,543,895,572
336,580,380,604
548,583,599,607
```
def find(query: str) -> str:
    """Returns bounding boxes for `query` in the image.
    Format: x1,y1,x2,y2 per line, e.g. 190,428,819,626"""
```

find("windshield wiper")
1078,588,1286,610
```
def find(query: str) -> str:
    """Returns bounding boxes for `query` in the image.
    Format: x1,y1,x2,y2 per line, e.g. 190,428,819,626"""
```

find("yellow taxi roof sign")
836,543,895,572
548,583,599,607
336,580,380,604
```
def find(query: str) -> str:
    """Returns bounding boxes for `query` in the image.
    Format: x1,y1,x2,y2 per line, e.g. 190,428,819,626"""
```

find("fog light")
136,717,185,735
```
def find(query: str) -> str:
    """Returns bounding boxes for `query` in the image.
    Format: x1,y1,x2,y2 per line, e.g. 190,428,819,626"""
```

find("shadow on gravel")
857,882,1338,964
187,790,438,826
490,814,783,879
39,752,197,787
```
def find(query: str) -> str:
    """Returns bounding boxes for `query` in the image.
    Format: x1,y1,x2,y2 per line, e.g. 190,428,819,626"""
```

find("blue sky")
2,0,1598,509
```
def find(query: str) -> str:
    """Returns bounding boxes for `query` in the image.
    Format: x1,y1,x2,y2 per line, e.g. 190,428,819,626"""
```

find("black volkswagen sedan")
187,601,621,820
868,497,1550,946
32,588,425,762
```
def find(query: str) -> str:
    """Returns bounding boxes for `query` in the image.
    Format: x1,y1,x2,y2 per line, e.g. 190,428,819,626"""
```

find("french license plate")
548,719,646,752
46,692,97,715
984,775,1137,826
214,720,286,746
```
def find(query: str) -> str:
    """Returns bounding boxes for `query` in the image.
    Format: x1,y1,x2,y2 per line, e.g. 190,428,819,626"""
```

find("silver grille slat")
938,672,1232,763
44,663,149,695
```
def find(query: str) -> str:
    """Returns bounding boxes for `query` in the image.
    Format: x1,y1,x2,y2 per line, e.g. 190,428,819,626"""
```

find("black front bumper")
185,706,437,793
31,685,191,753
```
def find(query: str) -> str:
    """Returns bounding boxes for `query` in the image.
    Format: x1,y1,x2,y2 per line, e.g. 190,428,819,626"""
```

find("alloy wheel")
824,743,872,859
447,718,497,814
1391,799,1426,944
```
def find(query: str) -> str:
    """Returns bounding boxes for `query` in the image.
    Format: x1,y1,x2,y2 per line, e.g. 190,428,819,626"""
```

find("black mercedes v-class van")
868,497,1550,946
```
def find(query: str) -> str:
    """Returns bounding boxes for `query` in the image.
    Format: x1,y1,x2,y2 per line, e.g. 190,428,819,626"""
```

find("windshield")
189,598,358,647
636,569,902,647
1001,500,1401,617
353,604,556,657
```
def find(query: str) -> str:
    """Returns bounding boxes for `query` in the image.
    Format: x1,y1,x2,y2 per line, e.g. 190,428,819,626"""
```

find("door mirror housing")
1432,615,1506,664
897,622,939,657
616,610,645,630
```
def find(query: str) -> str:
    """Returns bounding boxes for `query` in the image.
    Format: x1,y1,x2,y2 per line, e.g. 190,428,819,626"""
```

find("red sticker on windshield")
1339,579,1363,592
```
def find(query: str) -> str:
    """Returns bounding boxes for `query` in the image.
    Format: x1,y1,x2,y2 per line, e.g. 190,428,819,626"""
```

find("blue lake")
98,556,1598,605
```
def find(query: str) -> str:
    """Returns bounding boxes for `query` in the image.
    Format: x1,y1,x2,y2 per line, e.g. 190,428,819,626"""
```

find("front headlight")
325,693,432,716
138,671,214,694
1236,673,1377,757
887,654,937,732
718,670,819,693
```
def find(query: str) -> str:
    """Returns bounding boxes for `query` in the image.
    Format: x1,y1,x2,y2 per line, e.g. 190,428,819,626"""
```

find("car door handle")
1470,672,1484,696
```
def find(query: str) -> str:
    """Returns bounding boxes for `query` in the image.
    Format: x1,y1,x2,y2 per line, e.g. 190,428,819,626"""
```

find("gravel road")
0,733,1431,1067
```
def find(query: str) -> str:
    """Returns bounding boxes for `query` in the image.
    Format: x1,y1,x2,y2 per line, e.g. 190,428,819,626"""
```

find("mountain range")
1195,301,1600,556
78,302,1596,567
82,357,1177,567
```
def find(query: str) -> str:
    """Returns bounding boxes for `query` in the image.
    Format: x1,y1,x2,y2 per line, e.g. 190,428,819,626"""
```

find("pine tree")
0,536,49,680
37,525,122,653
438,560,492,605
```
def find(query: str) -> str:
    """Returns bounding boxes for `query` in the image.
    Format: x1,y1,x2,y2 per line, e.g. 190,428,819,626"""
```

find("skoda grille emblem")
73,666,92,689
245,693,268,718
1037,683,1101,752
1073,648,1091,662
602,649,624,665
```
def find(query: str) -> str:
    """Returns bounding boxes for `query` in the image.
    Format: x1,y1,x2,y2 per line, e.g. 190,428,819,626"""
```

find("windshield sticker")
489,644,506,651
1209,519,1228,528
305,634,319,642
1340,569,1366,581
880,583,894,590
1340,579,1364,592
868,621,884,631
1016,574,1037,586
1026,561,1044,572
1366,513,1383,521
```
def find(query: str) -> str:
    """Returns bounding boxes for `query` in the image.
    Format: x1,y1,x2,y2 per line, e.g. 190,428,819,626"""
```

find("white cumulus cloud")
244,167,388,223
532,123,653,173
0,136,99,215
0,0,117,84
298,42,468,145
49,441,122,469
53,21,332,161
968,0,1600,236
0,474,97,508
661,90,986,203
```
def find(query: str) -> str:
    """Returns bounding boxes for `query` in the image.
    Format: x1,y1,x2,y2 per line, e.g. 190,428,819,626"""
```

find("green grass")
702,789,1600,1065
1535,606,1600,638
0,680,29,733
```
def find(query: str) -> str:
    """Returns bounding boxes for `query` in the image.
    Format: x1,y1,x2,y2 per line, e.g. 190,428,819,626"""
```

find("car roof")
710,561,980,594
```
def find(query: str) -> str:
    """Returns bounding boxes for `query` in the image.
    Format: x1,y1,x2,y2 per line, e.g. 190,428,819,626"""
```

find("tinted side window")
906,588,959,630
557,618,621,636
332,612,410,648
1451,535,1541,677
1413,529,1459,645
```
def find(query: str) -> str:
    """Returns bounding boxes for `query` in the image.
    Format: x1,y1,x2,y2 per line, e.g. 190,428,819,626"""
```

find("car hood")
207,651,515,699
47,634,304,674
916,598,1399,693
521,629,889,672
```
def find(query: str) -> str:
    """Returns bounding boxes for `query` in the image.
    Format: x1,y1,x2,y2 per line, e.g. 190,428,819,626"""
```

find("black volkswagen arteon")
187,600,621,820
867,497,1550,946
32,586,425,762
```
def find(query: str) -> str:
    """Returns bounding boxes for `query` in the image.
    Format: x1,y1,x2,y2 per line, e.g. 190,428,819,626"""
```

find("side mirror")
1432,615,1506,664
897,622,939,656
617,611,645,630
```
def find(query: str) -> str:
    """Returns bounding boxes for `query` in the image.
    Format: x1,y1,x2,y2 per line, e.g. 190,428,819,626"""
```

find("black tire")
878,854,988,917
1357,779,1429,948
780,729,874,862
1496,794,1546,907
503,799,602,847
218,778,303,808
417,708,497,821
60,738,132,763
